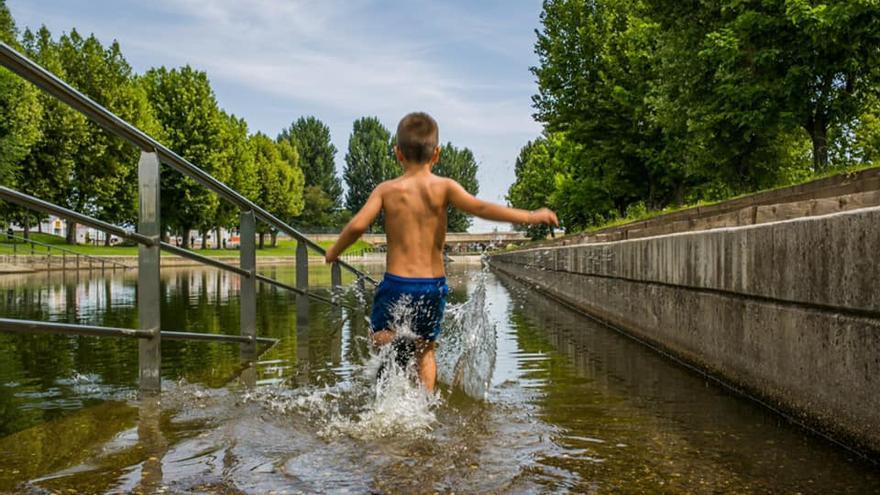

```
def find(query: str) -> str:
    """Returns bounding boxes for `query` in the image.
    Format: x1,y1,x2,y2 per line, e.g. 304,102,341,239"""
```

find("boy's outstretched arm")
325,187,383,263
446,179,559,227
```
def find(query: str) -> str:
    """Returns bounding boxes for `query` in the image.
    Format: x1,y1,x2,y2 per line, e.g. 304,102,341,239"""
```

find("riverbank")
0,253,484,273
0,234,372,258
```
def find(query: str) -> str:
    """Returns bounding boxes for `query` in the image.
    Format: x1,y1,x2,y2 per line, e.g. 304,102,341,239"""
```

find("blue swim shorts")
370,272,449,341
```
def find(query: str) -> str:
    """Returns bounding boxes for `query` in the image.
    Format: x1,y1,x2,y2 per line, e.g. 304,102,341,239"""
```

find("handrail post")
138,150,162,393
240,210,256,359
296,240,308,291
331,261,342,289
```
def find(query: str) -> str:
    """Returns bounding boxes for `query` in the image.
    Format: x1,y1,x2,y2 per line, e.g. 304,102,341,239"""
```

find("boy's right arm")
446,179,559,227
325,187,383,263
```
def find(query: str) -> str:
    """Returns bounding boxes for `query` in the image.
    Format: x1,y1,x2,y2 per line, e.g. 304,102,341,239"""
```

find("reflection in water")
136,395,166,494
0,265,878,493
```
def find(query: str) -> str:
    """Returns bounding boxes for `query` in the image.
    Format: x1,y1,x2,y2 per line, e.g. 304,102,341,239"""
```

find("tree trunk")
181,228,190,249
23,219,30,240
215,226,222,249
201,230,208,250
809,113,829,172
66,220,76,245
258,232,265,249
270,231,277,247
37,221,42,233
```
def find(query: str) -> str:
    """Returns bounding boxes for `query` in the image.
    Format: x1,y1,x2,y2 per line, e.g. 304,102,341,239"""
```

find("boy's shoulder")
377,174,455,194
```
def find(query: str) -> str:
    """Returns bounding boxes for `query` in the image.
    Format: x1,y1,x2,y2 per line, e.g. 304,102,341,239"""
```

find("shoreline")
0,254,485,274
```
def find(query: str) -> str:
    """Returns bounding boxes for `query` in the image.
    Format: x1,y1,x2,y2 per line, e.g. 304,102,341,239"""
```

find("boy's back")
380,171,449,278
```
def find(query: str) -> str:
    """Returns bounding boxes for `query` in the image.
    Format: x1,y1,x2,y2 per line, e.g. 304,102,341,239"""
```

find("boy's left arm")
325,187,383,263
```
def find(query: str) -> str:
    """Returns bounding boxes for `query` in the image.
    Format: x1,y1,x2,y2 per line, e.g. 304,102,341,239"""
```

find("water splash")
244,347,440,441
437,271,497,400
243,270,497,440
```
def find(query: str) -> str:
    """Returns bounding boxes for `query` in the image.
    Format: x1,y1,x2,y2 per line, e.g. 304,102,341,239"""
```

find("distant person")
325,112,558,392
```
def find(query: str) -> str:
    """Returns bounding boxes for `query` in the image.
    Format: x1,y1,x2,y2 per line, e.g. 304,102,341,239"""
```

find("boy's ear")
393,145,405,164
430,145,441,165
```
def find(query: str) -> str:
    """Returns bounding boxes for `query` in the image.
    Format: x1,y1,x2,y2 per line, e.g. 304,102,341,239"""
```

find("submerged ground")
0,265,877,493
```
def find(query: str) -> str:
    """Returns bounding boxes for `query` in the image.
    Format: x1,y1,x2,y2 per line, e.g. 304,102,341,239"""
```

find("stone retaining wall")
489,206,880,456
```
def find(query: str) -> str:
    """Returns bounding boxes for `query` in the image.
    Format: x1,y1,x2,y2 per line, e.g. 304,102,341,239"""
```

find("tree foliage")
0,2,40,189
435,142,479,232
250,133,305,246
513,0,880,234
140,65,226,248
343,116,397,229
278,116,342,227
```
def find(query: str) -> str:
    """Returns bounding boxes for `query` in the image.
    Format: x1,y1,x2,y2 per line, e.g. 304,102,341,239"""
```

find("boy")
324,112,558,392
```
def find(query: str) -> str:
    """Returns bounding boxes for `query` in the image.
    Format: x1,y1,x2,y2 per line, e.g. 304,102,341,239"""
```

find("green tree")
533,0,682,221
507,138,557,239
54,29,159,243
250,133,304,248
213,111,256,248
343,116,397,230
434,142,479,232
646,0,880,174
17,26,88,239
278,116,341,226
141,66,226,249
850,96,880,163
274,138,305,243
0,1,41,190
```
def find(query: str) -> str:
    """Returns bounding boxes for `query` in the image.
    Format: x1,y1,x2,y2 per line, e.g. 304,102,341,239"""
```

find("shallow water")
0,264,877,494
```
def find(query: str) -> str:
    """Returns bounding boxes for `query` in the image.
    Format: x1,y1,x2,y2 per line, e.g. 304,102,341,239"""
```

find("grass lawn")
0,233,372,258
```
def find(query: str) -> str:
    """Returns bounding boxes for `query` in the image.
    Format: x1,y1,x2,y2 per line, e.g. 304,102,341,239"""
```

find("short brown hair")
396,112,439,163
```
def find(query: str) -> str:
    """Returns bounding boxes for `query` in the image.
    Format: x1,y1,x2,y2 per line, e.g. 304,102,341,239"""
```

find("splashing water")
437,271,497,400
244,270,497,440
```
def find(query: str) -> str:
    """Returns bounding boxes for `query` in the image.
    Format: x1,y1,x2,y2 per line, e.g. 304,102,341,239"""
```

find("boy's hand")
529,208,559,227
324,246,339,264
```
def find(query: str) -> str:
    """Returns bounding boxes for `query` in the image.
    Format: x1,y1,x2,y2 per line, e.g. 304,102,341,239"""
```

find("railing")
0,232,133,271
0,41,376,393
340,246,380,262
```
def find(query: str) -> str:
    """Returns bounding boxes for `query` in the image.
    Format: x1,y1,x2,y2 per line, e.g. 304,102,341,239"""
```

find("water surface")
0,264,877,493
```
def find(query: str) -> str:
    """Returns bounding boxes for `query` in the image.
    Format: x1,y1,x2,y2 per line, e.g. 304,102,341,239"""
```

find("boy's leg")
415,340,437,392
371,329,395,348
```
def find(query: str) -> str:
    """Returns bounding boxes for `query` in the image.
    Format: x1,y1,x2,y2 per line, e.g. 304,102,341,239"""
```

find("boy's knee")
415,339,435,356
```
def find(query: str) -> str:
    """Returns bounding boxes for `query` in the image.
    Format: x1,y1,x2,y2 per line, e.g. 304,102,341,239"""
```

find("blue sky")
10,0,544,231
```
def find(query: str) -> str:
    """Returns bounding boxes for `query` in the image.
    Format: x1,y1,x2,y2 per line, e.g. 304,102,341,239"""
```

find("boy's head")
395,112,439,166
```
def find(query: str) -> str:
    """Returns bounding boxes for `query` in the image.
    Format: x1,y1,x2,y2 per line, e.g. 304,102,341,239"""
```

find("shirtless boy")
324,112,558,392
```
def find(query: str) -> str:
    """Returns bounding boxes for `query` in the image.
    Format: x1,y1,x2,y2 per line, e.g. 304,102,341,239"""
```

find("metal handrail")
0,186,356,309
0,232,133,269
0,41,376,285
0,318,277,345
0,41,371,392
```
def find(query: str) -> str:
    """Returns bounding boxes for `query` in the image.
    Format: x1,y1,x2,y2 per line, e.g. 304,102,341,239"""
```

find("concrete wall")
489,206,880,455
